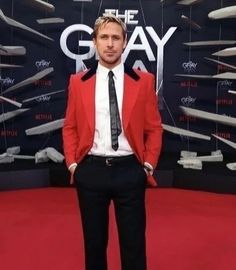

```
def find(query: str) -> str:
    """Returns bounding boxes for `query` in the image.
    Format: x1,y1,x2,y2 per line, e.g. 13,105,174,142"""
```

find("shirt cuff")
68,163,77,171
144,162,154,176
144,162,153,171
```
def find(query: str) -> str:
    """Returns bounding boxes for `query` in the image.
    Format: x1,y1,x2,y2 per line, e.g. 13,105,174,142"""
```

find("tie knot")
108,70,114,78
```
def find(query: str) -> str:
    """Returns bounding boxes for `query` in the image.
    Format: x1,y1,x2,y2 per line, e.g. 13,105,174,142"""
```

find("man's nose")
107,38,113,47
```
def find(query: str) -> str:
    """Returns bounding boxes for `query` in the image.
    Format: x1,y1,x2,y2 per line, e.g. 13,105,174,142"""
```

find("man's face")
93,22,127,69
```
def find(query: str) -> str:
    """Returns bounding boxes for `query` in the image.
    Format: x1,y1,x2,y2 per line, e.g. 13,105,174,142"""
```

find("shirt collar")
97,62,124,80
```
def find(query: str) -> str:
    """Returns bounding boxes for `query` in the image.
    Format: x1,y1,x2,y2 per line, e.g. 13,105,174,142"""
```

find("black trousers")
74,155,147,270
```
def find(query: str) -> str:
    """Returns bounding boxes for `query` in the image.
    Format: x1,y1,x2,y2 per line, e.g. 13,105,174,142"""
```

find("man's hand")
143,162,153,176
69,164,77,185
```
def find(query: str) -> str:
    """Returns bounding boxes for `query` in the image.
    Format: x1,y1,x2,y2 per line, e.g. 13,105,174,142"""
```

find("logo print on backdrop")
36,95,51,103
181,96,196,107
218,80,233,90
0,76,15,86
35,60,51,71
180,81,198,88
182,61,197,73
216,99,233,105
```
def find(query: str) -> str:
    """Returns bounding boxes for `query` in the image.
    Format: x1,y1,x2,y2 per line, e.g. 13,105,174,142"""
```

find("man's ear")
93,38,96,46
123,36,127,50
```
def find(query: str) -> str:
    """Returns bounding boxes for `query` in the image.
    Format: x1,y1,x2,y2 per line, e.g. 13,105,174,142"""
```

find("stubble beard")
99,54,121,68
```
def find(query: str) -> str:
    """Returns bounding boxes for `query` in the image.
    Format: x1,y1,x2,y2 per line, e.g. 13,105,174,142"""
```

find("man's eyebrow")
100,33,121,36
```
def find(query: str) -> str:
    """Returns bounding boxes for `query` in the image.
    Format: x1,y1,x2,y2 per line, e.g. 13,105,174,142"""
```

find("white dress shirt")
69,62,153,174
89,62,133,157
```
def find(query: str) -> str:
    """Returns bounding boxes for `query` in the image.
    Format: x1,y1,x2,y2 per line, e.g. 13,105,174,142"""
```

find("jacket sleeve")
62,75,79,168
143,73,163,169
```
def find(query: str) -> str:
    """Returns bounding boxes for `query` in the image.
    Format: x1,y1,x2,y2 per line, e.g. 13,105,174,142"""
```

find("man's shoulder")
124,65,154,81
70,70,88,81
132,68,154,80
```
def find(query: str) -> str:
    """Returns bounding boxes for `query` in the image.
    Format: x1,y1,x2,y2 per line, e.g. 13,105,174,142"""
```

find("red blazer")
62,64,163,186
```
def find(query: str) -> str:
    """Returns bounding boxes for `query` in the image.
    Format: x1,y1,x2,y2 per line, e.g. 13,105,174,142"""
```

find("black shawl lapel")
81,61,140,82
81,62,98,81
124,64,140,81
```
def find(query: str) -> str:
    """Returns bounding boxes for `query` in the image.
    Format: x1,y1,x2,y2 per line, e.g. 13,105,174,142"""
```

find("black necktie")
108,70,122,151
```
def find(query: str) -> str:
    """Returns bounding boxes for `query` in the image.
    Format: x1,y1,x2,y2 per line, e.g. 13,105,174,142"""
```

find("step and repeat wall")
0,0,236,162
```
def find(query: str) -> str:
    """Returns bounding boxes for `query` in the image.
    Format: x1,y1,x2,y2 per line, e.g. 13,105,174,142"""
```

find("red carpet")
0,187,236,270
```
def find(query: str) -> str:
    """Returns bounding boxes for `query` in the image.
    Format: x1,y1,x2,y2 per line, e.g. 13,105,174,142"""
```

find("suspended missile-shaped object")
180,150,223,162
208,5,236,20
177,0,203,5
35,149,49,163
0,63,23,68
228,90,236,95
0,45,26,56
213,72,236,80
0,9,53,41
22,89,65,104
73,0,93,2
25,118,64,135
0,108,30,123
212,134,236,150
181,15,201,30
175,72,236,80
226,163,236,170
181,151,197,158
193,151,223,162
36,18,64,24
6,146,21,155
45,147,64,163
0,153,14,163
0,45,8,53
4,146,34,159
175,74,213,79
0,153,34,163
0,146,35,162
162,123,210,140
30,0,55,13
204,57,236,71
3,67,54,94
178,150,223,170
35,147,64,163
179,153,223,163
213,47,236,57
160,0,178,3
184,40,236,47
0,95,22,108
13,154,35,160
178,158,202,170
180,106,236,127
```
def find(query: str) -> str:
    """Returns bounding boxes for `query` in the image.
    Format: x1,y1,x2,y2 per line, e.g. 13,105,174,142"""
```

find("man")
62,14,162,270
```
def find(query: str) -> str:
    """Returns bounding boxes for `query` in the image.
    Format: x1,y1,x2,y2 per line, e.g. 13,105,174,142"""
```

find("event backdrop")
0,0,236,163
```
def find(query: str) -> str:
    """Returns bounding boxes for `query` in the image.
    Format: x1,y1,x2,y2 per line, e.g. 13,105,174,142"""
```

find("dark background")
1,0,236,171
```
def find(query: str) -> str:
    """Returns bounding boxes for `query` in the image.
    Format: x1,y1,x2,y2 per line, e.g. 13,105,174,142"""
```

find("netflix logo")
0,130,18,137
179,115,197,122
216,99,233,105
35,113,53,121
214,132,231,139
218,64,233,72
180,81,198,88
34,79,52,86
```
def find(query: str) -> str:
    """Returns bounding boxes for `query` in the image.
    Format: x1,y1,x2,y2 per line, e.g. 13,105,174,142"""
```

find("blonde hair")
92,14,127,40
